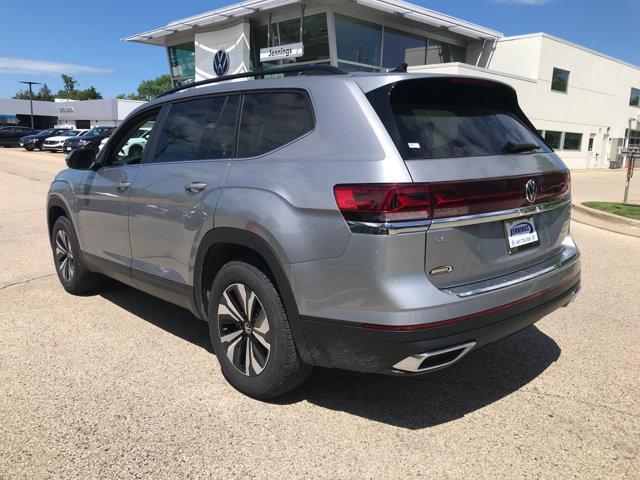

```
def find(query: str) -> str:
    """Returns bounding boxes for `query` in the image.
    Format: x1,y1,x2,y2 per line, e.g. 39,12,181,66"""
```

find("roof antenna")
389,63,408,73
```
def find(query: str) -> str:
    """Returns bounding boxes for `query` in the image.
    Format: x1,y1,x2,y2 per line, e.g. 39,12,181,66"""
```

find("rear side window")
237,92,314,158
154,95,240,163
368,78,550,160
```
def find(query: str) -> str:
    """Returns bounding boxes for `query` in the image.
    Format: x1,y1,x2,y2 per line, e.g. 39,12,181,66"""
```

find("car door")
75,108,161,276
128,94,240,289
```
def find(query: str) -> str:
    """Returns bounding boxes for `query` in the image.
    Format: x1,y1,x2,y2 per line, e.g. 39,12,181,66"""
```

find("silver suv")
47,66,581,399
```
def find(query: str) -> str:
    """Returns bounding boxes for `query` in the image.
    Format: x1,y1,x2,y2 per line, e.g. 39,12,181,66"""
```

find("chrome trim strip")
429,197,571,230
392,342,476,373
347,219,432,235
447,246,580,298
346,197,571,235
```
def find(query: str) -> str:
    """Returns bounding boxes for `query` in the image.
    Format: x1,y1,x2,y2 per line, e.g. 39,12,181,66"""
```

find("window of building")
626,129,640,149
630,88,640,107
154,96,240,163
250,14,330,69
563,132,583,151
551,68,570,92
237,92,314,158
382,28,427,68
426,39,466,64
335,14,382,68
588,137,594,151
167,42,195,86
544,130,562,149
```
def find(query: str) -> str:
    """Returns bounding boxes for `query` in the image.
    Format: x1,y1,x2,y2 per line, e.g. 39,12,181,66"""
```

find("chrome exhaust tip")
392,342,476,373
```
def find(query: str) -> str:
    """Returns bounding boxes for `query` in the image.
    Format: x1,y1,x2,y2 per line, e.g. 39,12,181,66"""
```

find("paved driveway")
1,149,638,479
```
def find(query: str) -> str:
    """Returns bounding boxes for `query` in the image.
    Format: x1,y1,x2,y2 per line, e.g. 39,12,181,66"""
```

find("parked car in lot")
0,125,37,147
20,128,74,151
98,126,150,152
43,130,88,152
47,66,581,399
62,126,115,152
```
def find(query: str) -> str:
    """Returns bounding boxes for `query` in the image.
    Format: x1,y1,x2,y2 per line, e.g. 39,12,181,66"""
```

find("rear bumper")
300,275,580,374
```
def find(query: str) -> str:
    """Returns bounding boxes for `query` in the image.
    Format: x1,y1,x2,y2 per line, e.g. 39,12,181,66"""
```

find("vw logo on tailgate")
525,179,537,204
213,50,230,77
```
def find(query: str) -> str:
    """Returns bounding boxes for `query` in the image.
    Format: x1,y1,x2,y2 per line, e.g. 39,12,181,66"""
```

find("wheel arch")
194,227,313,364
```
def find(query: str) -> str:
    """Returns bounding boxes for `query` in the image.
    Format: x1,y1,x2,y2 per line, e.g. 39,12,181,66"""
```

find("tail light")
334,171,570,226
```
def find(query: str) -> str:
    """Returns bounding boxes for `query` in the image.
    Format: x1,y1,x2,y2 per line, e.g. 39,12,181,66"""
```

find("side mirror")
65,148,97,170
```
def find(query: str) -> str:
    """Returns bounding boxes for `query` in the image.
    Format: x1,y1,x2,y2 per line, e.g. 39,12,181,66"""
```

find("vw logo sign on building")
213,50,230,77
525,179,538,204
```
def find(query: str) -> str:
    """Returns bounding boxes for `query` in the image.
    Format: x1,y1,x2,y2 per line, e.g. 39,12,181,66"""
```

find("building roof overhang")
123,0,503,45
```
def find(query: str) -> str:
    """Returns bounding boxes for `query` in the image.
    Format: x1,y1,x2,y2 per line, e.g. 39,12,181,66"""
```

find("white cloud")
0,57,113,76
492,0,551,4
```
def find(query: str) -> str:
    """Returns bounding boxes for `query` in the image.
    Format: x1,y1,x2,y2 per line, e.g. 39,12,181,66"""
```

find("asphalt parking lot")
1,149,638,479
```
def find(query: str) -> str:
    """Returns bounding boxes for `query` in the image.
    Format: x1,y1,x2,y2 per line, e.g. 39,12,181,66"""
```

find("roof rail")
156,65,347,98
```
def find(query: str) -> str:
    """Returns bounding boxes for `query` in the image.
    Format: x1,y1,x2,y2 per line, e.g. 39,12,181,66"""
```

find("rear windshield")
367,78,550,160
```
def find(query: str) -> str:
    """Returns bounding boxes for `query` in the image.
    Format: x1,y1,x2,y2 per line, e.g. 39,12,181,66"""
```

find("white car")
99,127,151,156
43,130,88,152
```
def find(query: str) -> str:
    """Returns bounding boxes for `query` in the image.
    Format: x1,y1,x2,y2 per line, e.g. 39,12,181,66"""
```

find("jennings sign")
260,43,304,62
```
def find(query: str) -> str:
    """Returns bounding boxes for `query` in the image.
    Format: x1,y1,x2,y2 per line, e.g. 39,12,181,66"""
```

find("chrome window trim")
429,197,571,230
346,197,571,235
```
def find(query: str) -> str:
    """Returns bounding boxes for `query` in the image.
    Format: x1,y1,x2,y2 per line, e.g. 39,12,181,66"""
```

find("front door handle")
185,182,207,193
116,182,131,192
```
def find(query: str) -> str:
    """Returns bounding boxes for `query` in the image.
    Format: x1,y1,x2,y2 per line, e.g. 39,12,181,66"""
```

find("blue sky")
1,0,638,99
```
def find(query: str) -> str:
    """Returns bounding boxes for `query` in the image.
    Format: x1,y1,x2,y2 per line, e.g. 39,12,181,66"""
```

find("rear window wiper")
502,141,541,154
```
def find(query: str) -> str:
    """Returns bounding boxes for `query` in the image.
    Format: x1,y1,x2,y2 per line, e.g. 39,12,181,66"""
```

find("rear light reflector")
333,171,570,225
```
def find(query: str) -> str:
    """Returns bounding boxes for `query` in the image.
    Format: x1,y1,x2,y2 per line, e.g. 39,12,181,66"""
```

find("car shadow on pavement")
98,280,560,430
99,279,213,353
280,326,560,430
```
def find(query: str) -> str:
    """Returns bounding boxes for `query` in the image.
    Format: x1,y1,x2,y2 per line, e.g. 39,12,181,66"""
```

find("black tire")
128,144,143,157
25,145,35,151
51,216,101,294
208,261,312,399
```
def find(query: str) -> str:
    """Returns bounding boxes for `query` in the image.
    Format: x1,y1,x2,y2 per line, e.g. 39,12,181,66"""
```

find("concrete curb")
571,203,640,238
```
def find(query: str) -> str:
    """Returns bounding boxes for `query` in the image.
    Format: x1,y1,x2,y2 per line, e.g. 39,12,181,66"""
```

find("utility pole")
19,81,41,129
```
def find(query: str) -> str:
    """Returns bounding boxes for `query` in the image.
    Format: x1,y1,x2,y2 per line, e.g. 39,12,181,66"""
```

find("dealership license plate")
504,217,539,254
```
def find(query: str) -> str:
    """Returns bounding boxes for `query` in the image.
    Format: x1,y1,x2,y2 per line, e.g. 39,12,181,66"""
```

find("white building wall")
195,22,251,80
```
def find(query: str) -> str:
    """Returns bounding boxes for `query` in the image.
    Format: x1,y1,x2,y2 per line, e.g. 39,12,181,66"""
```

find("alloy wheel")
217,283,271,376
55,230,75,282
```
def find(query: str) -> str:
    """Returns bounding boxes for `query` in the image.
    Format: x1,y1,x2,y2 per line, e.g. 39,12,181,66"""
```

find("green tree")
60,74,78,95
36,83,54,101
55,75,103,100
119,74,172,101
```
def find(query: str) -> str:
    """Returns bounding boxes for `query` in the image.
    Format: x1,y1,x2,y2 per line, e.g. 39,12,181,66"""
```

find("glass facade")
168,11,468,79
167,42,195,86
335,14,466,71
630,87,640,107
250,13,330,69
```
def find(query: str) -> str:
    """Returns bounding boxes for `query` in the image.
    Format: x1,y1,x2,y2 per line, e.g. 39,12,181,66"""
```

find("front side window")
154,95,240,163
237,92,314,158
544,131,562,149
630,87,640,107
105,110,159,167
551,68,570,92
563,132,583,151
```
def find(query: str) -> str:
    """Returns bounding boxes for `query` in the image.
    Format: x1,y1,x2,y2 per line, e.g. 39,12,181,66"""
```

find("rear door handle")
116,182,131,192
185,182,207,193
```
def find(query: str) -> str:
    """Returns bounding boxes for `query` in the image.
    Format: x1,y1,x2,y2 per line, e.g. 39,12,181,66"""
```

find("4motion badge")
430,265,454,276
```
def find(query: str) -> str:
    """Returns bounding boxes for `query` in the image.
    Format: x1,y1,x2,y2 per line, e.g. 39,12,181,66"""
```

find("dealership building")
124,0,640,170
0,98,145,130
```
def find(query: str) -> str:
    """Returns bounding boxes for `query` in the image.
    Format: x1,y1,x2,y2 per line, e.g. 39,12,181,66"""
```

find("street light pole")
19,81,42,129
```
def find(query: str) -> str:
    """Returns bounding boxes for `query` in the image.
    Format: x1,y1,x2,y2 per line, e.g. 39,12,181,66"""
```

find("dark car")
0,126,37,147
20,128,74,151
63,126,115,152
